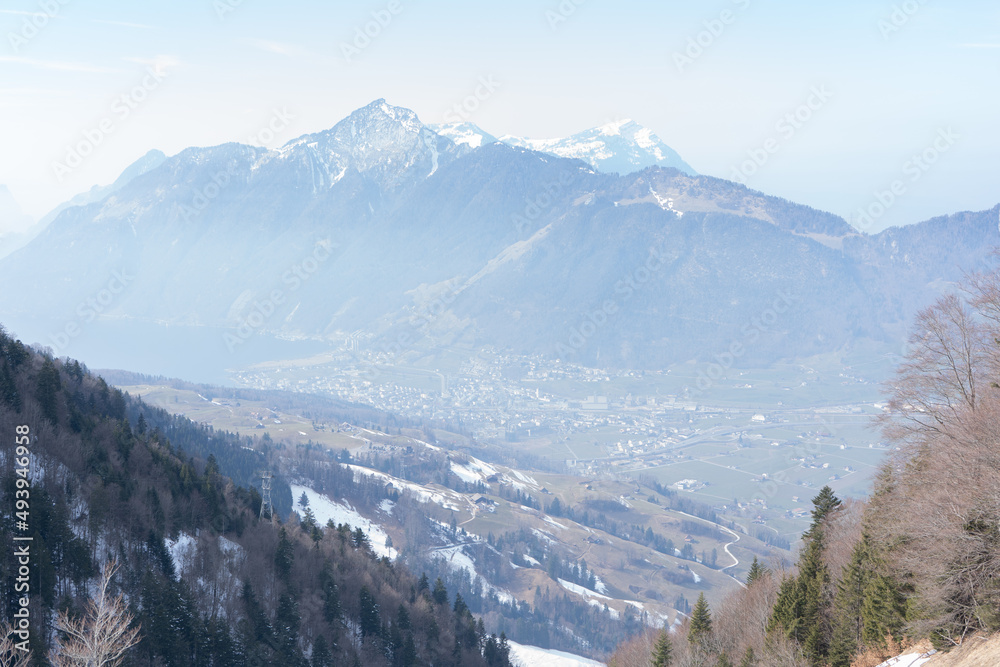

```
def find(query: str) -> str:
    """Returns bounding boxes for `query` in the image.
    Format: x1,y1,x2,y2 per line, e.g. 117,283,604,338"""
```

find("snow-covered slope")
875,652,935,667
507,640,605,667
501,119,695,176
291,484,398,559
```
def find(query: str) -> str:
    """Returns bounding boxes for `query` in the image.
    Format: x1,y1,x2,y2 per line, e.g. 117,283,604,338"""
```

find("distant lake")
3,315,331,386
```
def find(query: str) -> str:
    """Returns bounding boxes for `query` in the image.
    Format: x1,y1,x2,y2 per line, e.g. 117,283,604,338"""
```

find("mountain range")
1,99,997,373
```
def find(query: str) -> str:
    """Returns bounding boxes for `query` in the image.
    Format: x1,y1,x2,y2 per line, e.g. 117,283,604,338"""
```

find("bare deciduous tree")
0,622,31,667
49,559,141,667
871,269,1000,645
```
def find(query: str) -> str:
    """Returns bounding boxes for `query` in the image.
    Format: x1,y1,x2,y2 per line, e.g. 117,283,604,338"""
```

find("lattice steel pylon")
258,470,274,521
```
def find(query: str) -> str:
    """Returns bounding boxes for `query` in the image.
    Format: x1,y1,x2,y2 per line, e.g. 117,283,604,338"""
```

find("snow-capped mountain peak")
596,118,633,136
274,99,459,192
500,119,696,176
428,122,498,151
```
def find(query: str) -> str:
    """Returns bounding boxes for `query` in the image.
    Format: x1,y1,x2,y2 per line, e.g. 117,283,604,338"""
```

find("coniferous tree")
745,556,768,587
36,358,61,424
311,635,332,667
0,359,20,411
320,563,341,627
651,628,673,666
275,527,294,581
769,487,840,666
359,586,381,639
716,652,734,667
432,577,449,605
806,486,841,538
689,592,713,646
275,593,303,662
739,646,756,667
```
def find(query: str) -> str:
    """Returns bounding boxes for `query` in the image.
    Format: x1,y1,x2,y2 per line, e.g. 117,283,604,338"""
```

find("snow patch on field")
450,461,483,484
874,654,933,667
507,468,541,491
291,484,397,559
532,528,556,544
558,579,611,601
507,639,605,667
543,516,567,530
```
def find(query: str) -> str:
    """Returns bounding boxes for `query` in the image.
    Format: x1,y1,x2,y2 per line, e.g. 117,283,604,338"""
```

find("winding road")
674,510,746,589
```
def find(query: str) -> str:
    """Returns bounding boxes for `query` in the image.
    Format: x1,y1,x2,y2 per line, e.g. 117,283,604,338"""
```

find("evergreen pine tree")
716,652,734,667
651,628,673,667
311,635,332,667
768,501,834,666
0,359,21,411
746,556,768,587
275,527,294,581
432,577,449,605
806,486,842,538
359,585,381,639
35,358,61,424
829,533,906,666
689,592,713,645
739,646,756,667
275,593,303,661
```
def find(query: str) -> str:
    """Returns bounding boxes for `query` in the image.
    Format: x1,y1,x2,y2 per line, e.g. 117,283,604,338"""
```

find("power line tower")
258,470,274,521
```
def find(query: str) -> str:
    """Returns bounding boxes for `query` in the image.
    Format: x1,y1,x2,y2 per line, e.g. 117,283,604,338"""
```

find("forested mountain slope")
0,324,513,666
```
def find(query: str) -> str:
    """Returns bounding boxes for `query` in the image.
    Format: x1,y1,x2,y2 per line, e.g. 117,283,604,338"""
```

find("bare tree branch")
49,559,141,667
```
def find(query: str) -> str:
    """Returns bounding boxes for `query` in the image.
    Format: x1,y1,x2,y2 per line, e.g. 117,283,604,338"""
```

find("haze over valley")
2,3,998,665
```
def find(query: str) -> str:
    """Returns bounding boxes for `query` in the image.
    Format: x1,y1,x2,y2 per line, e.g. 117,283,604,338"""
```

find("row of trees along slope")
608,267,1000,667
0,324,514,666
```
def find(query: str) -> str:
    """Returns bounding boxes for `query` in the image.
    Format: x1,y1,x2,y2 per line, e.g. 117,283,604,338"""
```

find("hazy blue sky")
1,0,997,231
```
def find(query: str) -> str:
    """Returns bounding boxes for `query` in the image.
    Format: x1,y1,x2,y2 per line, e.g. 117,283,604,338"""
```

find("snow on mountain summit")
501,119,695,176
273,99,458,192
428,122,498,151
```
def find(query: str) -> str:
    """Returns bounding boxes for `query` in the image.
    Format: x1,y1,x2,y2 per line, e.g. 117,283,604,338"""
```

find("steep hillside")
0,325,514,666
